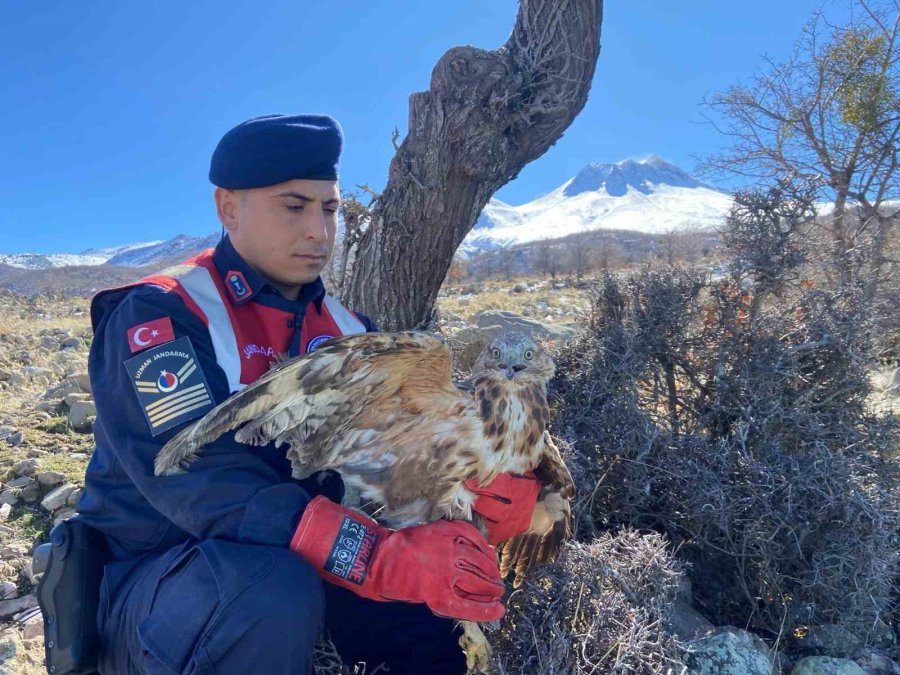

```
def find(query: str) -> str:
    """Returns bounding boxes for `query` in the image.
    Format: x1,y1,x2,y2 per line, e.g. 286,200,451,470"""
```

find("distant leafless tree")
342,0,604,330
702,0,900,290
565,232,594,281
534,240,561,279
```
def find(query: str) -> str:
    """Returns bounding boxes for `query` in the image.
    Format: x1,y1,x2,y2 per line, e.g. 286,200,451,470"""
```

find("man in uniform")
76,114,541,674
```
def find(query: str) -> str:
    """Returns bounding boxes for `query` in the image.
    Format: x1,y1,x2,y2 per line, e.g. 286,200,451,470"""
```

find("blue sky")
1,0,832,254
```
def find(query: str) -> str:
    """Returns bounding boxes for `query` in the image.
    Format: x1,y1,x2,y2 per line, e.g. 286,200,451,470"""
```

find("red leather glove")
465,472,541,546
291,496,505,622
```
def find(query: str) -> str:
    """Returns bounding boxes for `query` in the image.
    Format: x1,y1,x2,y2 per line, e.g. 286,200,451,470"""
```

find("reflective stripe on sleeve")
323,294,366,336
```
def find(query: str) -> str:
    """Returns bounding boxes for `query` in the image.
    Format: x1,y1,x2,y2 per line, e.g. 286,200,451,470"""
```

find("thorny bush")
549,180,900,652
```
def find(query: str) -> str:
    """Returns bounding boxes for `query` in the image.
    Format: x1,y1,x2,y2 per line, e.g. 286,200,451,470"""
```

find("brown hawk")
154,330,574,672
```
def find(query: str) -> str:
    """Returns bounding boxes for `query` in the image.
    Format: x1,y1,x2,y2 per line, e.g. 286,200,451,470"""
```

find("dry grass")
438,278,591,324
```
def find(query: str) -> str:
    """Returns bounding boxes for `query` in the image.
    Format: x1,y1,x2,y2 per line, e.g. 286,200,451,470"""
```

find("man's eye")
286,204,304,212
324,208,338,215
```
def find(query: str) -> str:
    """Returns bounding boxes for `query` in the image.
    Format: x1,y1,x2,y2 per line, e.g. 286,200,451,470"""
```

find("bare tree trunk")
343,0,603,330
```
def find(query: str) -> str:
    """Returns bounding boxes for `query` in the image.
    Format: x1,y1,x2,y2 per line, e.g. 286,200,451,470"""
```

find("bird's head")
473,331,555,384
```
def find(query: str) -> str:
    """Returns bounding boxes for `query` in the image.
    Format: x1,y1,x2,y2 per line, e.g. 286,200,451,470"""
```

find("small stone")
39,336,59,350
0,581,16,600
5,431,23,447
0,629,22,664
5,476,33,489
63,392,91,409
66,487,83,507
72,371,91,393
41,484,77,512
19,482,40,504
0,428,14,441
23,366,52,379
26,449,47,459
34,400,57,413
53,507,78,527
0,492,17,508
36,471,65,488
12,459,37,477
0,594,36,620
61,337,83,350
21,615,43,641
68,400,97,433
0,504,10,523
790,656,867,675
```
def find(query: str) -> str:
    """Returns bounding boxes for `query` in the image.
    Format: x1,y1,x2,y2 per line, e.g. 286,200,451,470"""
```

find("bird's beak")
499,364,514,379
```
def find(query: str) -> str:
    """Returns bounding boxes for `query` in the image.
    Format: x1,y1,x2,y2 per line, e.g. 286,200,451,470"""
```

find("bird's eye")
524,349,534,360
491,348,501,359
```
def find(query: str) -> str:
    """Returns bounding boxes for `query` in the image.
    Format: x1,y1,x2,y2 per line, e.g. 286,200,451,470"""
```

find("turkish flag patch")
127,317,175,353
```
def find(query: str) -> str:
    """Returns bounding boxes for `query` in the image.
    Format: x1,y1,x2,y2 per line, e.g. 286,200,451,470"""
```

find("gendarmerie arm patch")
124,336,215,436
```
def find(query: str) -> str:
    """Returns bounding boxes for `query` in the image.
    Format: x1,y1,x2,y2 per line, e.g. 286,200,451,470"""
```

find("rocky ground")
0,282,896,674
0,290,94,673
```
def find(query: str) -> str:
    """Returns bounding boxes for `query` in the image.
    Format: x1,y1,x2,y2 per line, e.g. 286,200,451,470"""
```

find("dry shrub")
549,180,900,651
494,529,686,674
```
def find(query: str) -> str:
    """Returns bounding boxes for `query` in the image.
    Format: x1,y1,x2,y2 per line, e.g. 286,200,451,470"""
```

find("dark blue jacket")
77,237,376,560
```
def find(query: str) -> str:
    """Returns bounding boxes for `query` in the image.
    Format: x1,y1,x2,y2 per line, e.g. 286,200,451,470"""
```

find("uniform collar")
212,235,326,310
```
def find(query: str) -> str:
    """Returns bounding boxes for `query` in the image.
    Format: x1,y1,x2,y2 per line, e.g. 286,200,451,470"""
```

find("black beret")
209,114,343,188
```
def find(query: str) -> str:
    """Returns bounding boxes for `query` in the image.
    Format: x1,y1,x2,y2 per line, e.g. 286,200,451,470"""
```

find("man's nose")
302,211,329,243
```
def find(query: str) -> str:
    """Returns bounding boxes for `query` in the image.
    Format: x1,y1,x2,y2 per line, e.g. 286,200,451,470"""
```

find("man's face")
216,179,339,295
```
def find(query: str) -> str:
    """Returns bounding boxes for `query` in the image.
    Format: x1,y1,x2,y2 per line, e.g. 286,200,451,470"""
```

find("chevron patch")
124,336,215,436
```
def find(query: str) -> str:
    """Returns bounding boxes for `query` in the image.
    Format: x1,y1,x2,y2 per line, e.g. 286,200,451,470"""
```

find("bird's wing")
498,432,575,588
154,331,454,477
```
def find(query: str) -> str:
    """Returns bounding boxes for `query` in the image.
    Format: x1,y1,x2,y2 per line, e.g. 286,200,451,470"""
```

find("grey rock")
53,507,78,527
854,647,900,675
18,483,40,504
12,459,37,477
7,372,24,387
41,484,77,512
41,378,80,401
0,594,36,620
472,309,578,339
34,400,58,413
23,366,52,379
21,615,43,641
0,504,10,523
63,392,91,409
0,629,22,665
797,624,863,659
36,472,65,488
5,477,32,489
684,626,773,675
5,432,23,448
68,400,96,433
72,371,91,393
0,428,14,441
790,656,867,675
0,581,16,600
0,493,17,508
66,487,83,507
61,337,84,350
664,599,714,641
39,336,59,350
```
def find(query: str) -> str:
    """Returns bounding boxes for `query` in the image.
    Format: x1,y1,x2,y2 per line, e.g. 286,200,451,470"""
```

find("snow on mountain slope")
461,157,732,256
0,234,218,270
0,252,113,269
2,157,729,267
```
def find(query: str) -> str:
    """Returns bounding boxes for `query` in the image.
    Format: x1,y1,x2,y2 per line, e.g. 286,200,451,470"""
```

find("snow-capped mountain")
461,156,731,256
0,234,219,270
1,157,729,269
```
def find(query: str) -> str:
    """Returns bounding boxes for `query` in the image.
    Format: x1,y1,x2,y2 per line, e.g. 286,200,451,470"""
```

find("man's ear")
214,188,240,233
